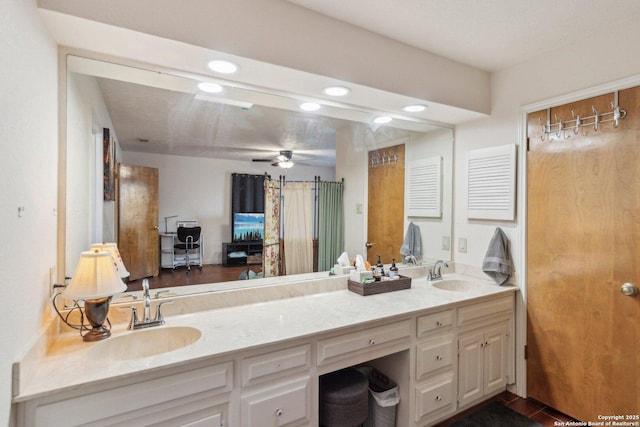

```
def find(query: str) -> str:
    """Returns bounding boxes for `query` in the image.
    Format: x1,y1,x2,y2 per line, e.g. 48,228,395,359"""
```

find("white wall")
0,0,58,424
65,72,120,274
123,151,335,265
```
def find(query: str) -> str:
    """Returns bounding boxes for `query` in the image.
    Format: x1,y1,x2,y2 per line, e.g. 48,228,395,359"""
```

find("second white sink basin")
432,279,486,292
90,326,202,361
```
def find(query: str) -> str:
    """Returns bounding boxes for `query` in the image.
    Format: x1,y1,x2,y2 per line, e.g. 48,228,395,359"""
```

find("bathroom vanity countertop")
14,273,518,401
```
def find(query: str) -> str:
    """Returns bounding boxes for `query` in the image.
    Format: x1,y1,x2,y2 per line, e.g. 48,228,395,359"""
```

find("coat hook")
574,114,581,134
592,106,599,131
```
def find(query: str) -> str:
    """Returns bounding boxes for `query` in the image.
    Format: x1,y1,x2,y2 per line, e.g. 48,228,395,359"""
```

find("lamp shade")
63,250,127,300
91,243,130,279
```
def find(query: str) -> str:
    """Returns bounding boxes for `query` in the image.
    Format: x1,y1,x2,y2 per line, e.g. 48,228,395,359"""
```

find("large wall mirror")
63,53,453,295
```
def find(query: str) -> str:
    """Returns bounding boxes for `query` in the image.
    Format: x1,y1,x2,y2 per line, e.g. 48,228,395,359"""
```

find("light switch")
458,238,467,253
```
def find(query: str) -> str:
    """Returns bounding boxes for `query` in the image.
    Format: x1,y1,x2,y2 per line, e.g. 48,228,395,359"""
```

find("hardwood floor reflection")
126,264,261,291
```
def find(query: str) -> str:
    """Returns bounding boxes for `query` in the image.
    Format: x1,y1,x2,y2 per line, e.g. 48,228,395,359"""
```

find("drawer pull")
436,355,443,361
369,339,376,345
436,321,443,326
435,395,442,401
275,408,283,416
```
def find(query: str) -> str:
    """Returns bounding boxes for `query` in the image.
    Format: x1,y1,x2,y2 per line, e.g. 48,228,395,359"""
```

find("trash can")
358,367,400,427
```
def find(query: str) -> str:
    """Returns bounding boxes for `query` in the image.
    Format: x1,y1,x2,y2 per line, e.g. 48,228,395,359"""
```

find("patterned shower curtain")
262,178,280,277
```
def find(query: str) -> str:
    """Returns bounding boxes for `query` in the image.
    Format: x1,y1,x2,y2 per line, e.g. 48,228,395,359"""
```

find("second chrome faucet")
122,279,173,330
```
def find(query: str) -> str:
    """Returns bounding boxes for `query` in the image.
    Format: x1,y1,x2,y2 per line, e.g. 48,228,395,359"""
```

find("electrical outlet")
442,236,450,251
458,238,468,253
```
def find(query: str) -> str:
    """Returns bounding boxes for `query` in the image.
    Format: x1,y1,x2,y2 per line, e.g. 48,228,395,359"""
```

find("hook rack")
540,91,627,141
369,146,399,168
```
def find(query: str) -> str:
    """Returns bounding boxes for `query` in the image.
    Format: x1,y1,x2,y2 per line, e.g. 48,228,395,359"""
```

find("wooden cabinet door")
457,330,484,407
527,87,640,420
483,323,508,395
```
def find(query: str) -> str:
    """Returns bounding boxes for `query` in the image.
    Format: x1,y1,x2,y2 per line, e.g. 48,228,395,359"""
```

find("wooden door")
527,87,640,421
118,163,159,281
367,144,405,265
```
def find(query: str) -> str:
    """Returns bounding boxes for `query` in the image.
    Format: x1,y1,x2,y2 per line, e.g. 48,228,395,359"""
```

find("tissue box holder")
348,275,412,296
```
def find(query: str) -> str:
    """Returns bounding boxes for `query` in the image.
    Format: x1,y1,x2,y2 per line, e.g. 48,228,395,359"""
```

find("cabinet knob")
275,408,283,416
436,355,443,361
436,321,443,326
435,395,442,401
369,339,376,345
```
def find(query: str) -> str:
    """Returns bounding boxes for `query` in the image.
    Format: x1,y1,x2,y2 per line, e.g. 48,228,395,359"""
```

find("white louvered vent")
406,156,442,217
467,144,517,220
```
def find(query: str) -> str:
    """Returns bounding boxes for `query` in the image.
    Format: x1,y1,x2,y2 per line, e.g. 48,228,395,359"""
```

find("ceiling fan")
252,150,295,168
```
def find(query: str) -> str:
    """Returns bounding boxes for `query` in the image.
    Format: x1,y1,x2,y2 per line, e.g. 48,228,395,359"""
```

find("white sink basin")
89,326,201,361
431,279,486,292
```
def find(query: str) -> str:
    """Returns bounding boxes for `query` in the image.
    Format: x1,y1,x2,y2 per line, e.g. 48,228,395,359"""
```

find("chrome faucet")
428,260,449,281
121,279,173,330
142,278,152,323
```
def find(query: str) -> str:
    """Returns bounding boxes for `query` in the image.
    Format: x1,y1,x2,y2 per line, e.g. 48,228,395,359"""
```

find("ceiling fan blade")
252,158,272,162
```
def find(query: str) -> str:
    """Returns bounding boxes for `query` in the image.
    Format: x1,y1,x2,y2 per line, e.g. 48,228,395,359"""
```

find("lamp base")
83,326,111,342
83,297,113,342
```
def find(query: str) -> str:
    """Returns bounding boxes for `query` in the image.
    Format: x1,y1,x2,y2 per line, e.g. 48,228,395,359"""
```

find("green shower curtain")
318,181,345,272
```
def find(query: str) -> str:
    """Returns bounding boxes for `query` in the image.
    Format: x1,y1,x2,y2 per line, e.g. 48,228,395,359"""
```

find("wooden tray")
348,275,412,296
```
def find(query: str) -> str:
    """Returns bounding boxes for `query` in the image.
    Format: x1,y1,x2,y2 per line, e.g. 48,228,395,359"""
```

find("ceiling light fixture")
207,60,239,74
373,116,393,124
197,82,224,93
278,160,294,169
403,104,427,113
323,86,350,97
300,102,321,111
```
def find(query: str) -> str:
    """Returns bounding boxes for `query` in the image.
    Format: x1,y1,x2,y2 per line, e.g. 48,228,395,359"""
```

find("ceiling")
49,0,640,165
289,0,640,72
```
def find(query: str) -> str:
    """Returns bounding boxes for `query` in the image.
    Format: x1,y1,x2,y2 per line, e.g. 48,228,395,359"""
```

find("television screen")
233,212,264,242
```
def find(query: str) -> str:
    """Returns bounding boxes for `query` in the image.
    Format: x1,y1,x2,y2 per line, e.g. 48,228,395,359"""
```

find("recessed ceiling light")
373,116,392,124
300,102,321,111
323,86,350,97
197,82,223,93
403,104,427,113
207,60,238,74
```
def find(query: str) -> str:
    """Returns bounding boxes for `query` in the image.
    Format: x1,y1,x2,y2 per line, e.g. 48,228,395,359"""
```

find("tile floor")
434,390,579,426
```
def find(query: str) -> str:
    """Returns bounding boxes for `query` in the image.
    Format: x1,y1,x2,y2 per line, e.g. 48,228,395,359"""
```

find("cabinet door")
241,377,310,427
483,323,508,395
457,331,484,408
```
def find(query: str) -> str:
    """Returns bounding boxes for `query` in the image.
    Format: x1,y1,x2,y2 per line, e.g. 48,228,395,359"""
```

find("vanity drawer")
317,319,411,366
241,345,311,386
416,335,454,381
417,309,454,337
457,295,513,327
415,372,455,422
240,377,310,427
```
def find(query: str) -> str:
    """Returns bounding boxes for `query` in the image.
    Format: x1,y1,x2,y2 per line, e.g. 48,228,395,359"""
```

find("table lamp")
91,243,130,280
62,250,127,341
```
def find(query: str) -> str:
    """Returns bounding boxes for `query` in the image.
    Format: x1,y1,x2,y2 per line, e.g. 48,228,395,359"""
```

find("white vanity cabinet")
456,295,514,409
413,309,457,425
17,360,233,427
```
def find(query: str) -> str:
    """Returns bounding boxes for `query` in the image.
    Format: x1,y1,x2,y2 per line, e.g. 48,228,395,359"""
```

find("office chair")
174,226,202,272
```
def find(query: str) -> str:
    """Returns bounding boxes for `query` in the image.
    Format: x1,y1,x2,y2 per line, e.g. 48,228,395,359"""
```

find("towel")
482,227,512,285
400,222,422,258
